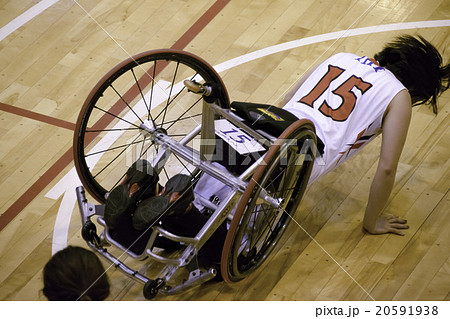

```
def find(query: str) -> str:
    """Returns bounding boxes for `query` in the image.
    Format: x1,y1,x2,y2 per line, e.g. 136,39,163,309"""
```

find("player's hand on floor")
364,215,409,235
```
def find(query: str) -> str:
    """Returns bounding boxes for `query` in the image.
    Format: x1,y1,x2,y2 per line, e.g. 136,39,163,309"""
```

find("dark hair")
43,246,110,301
374,34,450,114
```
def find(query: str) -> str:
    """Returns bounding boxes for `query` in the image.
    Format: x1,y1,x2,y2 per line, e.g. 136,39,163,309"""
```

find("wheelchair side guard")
76,186,104,224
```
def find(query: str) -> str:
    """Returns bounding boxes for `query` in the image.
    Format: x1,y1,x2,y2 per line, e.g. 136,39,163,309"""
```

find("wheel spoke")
74,49,228,206
90,136,146,180
85,137,148,158
92,105,141,129
164,99,202,131
85,127,140,133
247,205,278,254
110,84,144,125
223,123,315,282
131,67,154,126
160,61,180,129
147,60,157,122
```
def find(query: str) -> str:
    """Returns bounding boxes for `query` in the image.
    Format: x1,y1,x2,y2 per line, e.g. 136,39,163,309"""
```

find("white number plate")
215,119,265,155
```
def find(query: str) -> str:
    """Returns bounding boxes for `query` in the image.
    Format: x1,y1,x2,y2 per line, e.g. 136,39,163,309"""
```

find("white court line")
47,80,174,254
3,0,447,299
0,0,60,42
214,20,450,74
42,20,449,253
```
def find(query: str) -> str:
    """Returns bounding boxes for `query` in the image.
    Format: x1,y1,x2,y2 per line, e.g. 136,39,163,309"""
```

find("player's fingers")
388,216,407,223
388,228,405,236
391,223,409,229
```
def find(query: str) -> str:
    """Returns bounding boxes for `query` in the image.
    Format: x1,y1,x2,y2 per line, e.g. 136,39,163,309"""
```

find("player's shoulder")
383,89,412,122
326,52,358,62
323,53,372,70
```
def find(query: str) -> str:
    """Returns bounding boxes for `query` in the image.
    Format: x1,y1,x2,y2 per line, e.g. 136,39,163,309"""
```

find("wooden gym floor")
0,0,448,301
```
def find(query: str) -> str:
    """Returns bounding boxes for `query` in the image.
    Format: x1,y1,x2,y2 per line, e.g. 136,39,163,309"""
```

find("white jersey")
283,53,407,183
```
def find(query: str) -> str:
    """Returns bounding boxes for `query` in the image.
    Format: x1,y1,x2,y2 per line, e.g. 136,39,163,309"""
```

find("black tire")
221,120,316,283
143,278,165,300
74,49,229,202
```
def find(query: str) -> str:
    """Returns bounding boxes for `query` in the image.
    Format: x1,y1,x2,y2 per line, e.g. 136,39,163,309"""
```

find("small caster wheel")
81,220,97,242
143,278,165,300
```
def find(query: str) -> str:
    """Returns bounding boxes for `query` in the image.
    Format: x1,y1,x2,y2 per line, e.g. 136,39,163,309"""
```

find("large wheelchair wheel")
221,120,316,283
74,49,229,202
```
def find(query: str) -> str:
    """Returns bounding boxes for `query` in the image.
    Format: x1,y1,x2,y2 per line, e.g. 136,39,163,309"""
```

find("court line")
3,19,448,135
0,0,61,42
46,17,450,301
0,102,75,131
48,19,450,296
0,8,447,297
0,0,231,130
213,19,450,80
0,0,231,233
2,18,448,233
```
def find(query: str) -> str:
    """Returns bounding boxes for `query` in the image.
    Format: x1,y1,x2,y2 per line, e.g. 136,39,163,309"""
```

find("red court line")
171,0,230,50
0,0,231,232
0,102,76,131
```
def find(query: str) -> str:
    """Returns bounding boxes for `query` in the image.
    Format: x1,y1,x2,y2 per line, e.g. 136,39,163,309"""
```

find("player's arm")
363,89,411,235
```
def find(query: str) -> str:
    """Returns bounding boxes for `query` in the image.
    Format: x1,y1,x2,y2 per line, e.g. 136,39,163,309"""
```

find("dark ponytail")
374,35,449,114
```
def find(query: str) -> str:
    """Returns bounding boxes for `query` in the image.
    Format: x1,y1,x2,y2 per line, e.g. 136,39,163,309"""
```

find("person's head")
374,34,450,114
43,246,110,301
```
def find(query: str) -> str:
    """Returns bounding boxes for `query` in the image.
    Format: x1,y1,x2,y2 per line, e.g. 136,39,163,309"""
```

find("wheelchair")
74,49,317,299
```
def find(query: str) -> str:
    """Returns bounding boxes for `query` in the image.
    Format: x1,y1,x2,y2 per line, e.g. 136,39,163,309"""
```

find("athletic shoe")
104,159,159,229
132,174,194,231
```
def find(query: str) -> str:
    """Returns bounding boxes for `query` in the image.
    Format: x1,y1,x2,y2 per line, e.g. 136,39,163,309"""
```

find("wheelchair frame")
74,49,317,299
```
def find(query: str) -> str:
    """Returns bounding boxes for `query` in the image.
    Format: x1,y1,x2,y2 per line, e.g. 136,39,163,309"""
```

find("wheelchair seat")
230,101,325,155
230,101,298,137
